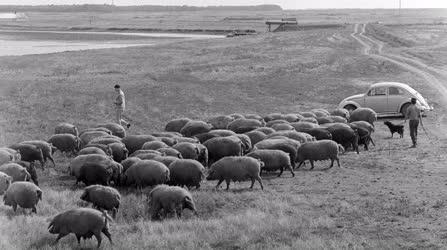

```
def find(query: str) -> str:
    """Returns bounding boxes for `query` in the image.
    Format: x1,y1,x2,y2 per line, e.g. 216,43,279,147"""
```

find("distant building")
265,18,298,32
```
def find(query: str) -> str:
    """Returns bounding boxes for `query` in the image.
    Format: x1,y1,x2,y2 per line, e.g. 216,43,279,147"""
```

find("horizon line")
0,4,446,10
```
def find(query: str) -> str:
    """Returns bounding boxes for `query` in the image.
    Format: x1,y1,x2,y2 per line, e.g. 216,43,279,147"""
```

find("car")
338,82,433,117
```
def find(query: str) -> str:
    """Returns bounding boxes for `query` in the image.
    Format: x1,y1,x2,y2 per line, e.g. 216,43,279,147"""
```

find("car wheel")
344,104,357,113
400,103,410,117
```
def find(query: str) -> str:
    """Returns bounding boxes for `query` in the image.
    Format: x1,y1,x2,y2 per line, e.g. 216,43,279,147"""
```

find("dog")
383,121,404,138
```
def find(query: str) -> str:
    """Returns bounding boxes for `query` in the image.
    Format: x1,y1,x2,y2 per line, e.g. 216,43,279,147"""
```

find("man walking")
403,97,422,148
114,84,130,129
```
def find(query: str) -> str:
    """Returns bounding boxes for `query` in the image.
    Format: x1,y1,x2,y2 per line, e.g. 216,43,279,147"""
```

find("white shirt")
115,89,125,110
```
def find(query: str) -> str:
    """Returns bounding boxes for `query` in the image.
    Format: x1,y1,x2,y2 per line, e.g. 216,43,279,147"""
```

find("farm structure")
265,18,298,32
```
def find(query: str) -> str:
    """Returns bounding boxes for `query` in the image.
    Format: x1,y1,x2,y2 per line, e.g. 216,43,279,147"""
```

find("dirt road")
351,23,447,136
352,23,447,102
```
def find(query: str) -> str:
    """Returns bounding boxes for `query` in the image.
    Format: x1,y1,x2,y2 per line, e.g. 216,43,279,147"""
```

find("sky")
1,0,447,9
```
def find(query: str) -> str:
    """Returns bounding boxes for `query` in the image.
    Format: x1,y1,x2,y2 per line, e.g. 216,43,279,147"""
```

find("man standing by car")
404,98,422,148
114,84,130,129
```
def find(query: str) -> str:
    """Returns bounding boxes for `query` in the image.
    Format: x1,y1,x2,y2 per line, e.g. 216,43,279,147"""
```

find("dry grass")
1,10,447,249
0,8,446,32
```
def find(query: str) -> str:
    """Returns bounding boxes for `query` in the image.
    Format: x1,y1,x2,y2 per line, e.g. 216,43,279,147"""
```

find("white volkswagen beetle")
338,82,433,116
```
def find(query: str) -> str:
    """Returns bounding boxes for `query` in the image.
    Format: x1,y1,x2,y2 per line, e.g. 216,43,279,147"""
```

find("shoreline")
0,24,256,36
0,29,227,39
0,27,228,57
0,41,155,57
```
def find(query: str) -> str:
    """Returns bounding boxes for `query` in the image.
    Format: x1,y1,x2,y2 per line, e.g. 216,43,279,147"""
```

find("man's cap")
411,97,417,101
114,84,120,89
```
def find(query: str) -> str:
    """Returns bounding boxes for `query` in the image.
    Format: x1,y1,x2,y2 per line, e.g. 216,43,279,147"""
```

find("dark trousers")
409,120,419,145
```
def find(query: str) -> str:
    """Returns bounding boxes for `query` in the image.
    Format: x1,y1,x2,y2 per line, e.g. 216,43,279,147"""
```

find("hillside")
0,18,447,249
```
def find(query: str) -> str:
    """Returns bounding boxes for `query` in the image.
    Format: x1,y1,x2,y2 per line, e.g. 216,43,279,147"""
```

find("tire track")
352,23,447,105
350,24,372,55
359,25,447,79
351,23,447,140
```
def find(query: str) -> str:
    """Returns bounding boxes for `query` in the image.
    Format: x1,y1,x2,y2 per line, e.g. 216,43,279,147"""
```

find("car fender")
338,100,361,110
398,102,411,113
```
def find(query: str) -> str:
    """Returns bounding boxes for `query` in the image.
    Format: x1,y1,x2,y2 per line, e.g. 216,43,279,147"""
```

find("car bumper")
422,105,434,112
420,105,433,117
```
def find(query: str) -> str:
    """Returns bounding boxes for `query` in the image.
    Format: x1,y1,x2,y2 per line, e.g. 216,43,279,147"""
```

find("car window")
389,87,404,95
369,87,386,96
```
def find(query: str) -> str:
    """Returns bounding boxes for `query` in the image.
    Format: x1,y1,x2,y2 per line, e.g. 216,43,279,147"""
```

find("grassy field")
0,8,446,32
1,9,447,249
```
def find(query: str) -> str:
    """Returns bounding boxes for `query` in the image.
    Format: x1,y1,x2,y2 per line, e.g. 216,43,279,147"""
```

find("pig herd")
0,107,377,247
